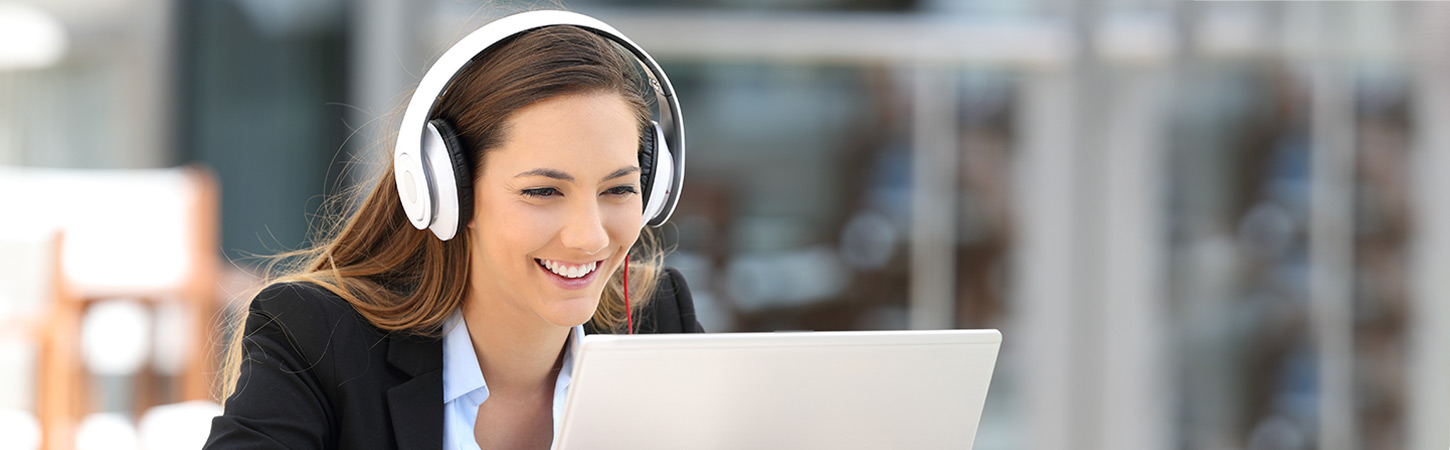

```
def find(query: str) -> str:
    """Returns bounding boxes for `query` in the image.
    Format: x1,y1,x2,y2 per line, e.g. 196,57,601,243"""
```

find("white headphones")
393,10,685,240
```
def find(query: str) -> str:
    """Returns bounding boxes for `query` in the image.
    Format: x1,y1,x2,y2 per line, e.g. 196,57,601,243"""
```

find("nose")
560,199,609,256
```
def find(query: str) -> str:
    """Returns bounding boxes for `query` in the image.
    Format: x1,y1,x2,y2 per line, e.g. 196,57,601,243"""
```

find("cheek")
602,201,644,245
479,202,557,258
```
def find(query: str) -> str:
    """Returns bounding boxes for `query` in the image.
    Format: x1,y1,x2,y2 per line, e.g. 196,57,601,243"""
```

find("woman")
205,11,702,450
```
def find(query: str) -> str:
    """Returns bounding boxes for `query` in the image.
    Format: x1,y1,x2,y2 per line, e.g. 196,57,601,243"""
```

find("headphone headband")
394,10,686,234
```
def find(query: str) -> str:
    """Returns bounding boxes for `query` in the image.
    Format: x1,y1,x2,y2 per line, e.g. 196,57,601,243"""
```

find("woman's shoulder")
656,267,694,313
637,267,705,333
244,281,387,349
249,281,357,319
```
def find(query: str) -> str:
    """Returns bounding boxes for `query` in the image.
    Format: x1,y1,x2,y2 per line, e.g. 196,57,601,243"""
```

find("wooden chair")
0,225,61,450
0,165,220,450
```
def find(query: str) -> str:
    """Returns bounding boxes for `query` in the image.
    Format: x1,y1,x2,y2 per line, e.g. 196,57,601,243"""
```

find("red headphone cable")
624,257,633,335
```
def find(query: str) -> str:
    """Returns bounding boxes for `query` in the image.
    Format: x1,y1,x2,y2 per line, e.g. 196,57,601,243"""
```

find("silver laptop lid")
554,329,1002,450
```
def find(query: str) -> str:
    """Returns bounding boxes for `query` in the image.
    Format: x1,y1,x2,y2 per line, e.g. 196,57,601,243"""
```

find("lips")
534,258,604,291
536,259,598,279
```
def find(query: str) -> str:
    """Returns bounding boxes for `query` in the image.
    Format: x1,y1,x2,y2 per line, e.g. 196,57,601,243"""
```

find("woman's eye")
605,185,638,196
522,187,561,198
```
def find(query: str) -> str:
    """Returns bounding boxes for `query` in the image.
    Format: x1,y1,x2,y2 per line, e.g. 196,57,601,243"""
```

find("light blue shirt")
442,310,583,450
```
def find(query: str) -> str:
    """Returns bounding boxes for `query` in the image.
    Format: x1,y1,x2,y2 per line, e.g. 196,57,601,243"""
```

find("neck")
460,292,571,394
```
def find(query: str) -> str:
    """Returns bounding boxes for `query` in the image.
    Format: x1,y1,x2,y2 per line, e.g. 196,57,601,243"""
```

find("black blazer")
205,268,703,450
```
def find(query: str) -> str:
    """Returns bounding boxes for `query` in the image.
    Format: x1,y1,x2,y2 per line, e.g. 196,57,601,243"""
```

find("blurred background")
1,0,1448,449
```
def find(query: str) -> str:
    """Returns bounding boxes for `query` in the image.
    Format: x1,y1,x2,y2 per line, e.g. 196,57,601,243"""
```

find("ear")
465,187,480,230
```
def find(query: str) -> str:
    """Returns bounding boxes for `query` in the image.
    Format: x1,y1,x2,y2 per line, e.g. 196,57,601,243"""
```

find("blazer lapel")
386,334,443,450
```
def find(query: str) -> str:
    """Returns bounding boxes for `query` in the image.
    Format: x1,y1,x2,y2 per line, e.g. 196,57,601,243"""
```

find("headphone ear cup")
428,119,474,233
637,122,659,222
641,121,674,226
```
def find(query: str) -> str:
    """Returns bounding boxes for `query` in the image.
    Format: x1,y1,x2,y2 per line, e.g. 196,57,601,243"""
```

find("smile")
535,258,599,279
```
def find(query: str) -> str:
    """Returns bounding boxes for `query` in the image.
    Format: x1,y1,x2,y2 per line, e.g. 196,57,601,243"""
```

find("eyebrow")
514,168,574,182
514,166,641,183
603,166,641,181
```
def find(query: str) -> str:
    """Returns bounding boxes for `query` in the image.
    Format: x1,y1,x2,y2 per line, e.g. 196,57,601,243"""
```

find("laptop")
553,329,1002,450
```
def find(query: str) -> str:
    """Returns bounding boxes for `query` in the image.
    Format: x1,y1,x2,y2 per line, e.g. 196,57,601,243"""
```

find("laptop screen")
553,329,1001,450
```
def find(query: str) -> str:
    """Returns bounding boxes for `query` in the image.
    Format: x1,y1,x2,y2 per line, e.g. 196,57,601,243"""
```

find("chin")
539,293,602,328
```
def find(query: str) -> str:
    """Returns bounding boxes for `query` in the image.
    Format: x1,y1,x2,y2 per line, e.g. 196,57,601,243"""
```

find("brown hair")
217,25,667,401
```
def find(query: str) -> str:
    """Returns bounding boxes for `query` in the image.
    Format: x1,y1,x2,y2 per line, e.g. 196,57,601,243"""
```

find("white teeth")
540,259,596,279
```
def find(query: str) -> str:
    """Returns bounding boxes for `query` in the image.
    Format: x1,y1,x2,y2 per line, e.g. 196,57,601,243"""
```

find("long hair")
217,25,667,401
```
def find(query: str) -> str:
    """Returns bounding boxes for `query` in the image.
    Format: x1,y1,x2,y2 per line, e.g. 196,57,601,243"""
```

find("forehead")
484,93,639,173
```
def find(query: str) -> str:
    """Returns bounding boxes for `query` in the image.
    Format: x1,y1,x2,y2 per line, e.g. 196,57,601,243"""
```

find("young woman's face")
467,92,644,328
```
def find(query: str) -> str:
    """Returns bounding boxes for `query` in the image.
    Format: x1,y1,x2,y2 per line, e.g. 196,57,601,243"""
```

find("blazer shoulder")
211,282,399,449
251,280,352,310
650,267,705,333
244,281,386,360
656,268,690,309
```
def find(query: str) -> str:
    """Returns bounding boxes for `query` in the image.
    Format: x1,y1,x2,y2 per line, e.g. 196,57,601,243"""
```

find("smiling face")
465,91,645,329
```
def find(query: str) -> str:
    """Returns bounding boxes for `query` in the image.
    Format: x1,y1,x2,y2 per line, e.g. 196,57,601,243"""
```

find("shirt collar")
442,310,485,403
552,320,582,439
441,309,585,404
